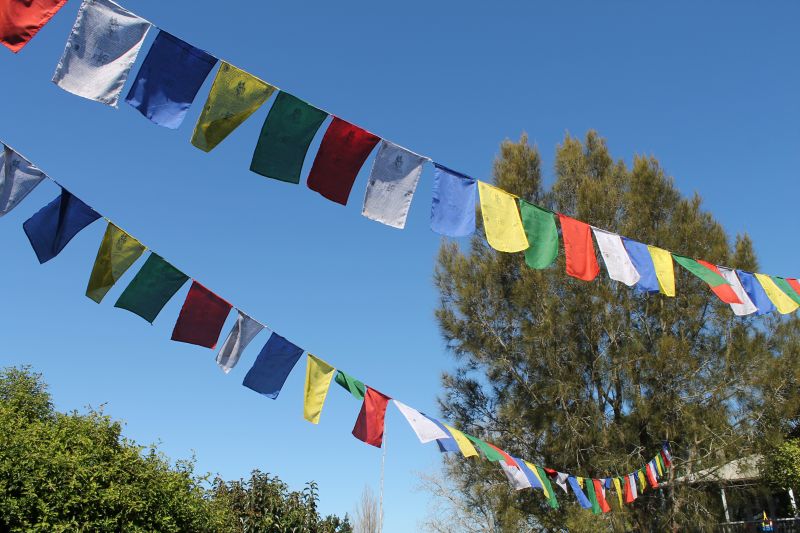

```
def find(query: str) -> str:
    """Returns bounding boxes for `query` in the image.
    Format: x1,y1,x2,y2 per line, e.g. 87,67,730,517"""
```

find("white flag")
554,472,570,494
393,400,449,443
216,311,264,373
592,227,640,286
52,0,151,107
500,462,532,490
362,141,426,229
719,267,757,316
0,145,47,217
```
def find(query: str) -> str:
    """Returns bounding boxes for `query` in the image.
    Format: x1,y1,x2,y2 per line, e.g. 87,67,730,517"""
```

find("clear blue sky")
2,1,799,530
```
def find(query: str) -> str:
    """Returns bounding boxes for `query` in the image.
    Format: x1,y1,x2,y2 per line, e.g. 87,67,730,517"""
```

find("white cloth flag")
362,141,426,229
393,400,449,443
52,0,151,107
216,311,264,373
500,462,532,490
555,472,570,494
719,267,757,316
0,145,47,217
592,227,640,286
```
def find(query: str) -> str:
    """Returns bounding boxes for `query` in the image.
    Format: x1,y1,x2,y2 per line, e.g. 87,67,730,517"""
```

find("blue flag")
426,416,460,453
430,164,476,237
567,476,593,509
622,237,659,293
736,270,776,315
23,189,100,264
514,458,544,490
126,31,217,129
243,333,304,399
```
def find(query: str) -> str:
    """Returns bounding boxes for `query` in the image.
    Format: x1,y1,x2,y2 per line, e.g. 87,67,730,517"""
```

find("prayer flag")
648,245,675,296
718,267,757,316
500,462,531,490
637,469,646,492
736,270,775,315
464,434,505,462
306,117,380,205
441,423,479,458
622,237,660,293
86,222,145,303
125,31,217,129
52,0,151,107
537,465,559,508
655,455,664,477
592,227,640,286
646,462,659,488
554,472,570,494
216,311,264,373
627,473,638,501
487,443,518,467
334,370,366,400
662,446,673,467
430,164,476,237
242,332,304,399
567,476,592,509
672,255,741,304
516,459,544,490
393,400,449,443
191,62,276,152
250,91,328,184
787,278,800,298
478,181,528,252
593,479,611,513
171,281,232,348
755,273,799,314
352,386,391,448
584,477,601,514
303,354,335,424
558,214,600,281
770,276,800,306
0,0,67,52
362,141,426,229
114,253,188,323
0,144,47,216
613,477,624,507
23,189,101,264
519,200,558,269
427,417,461,453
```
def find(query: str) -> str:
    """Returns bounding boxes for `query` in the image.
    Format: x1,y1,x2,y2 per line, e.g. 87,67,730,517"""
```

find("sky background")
2,1,799,530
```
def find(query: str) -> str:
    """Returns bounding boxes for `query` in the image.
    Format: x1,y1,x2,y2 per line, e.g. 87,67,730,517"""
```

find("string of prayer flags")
86,222,145,303
250,91,328,183
477,181,529,252
0,144,47,216
191,62,276,152
352,386,391,448
622,238,659,293
771,276,800,307
23,189,101,264
334,370,366,400
306,117,380,205
170,281,232,348
216,311,264,373
648,245,675,297
242,332,304,399
125,31,217,129
558,214,600,281
114,253,188,323
0,0,67,52
393,400,449,443
362,141,426,229
303,354,335,424
755,273,799,314
718,267,757,316
429,164,477,237
736,270,776,315
519,200,558,269
592,227,640,286
568,476,592,509
52,0,151,107
672,255,741,304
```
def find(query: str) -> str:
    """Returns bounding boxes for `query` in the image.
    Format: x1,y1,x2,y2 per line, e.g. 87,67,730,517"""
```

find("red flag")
352,386,391,447
645,463,659,488
593,479,611,513
558,214,600,281
786,278,800,297
306,117,380,205
171,281,232,349
696,259,742,304
0,0,67,53
487,443,518,467
661,449,672,468
624,475,635,503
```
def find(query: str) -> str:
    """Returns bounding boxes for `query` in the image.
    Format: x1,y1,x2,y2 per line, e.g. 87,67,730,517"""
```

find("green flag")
536,465,559,509
671,254,727,287
518,200,558,269
464,435,504,462
114,254,188,323
584,477,601,514
334,370,366,400
86,223,146,303
250,91,328,184
771,276,800,306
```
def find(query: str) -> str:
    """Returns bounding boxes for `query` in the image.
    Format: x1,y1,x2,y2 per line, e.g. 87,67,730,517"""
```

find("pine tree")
432,131,800,531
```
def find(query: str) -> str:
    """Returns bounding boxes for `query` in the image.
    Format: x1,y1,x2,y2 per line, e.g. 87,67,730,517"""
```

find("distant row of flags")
2,0,795,315
0,139,671,511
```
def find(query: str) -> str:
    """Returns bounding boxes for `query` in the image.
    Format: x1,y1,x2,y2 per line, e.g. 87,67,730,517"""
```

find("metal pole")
720,487,730,523
379,424,386,533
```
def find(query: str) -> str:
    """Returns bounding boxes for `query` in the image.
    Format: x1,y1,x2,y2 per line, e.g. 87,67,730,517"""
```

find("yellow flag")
648,245,675,297
613,477,623,507
191,62,276,152
637,470,646,492
477,181,529,252
755,273,799,314
524,461,550,499
655,457,663,477
86,223,145,303
442,423,479,458
577,477,585,488
303,354,335,424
